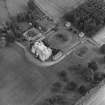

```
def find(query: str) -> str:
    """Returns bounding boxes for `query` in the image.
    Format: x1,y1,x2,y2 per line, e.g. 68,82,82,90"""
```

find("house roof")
31,41,52,61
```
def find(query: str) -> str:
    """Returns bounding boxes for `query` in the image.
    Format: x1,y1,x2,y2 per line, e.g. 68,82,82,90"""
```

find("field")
34,40,105,105
0,38,105,105
0,0,86,26
0,44,50,105
0,0,87,104
0,40,103,105
35,0,85,20
0,43,82,105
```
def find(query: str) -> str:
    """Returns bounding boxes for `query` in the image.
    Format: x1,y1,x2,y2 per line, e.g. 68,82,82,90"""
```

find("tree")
6,30,15,43
80,67,94,82
27,0,36,10
16,12,29,22
64,81,77,92
100,44,105,54
78,85,88,96
88,61,98,71
57,70,68,82
93,72,105,83
63,0,105,38
49,95,68,105
63,10,75,23
44,97,55,105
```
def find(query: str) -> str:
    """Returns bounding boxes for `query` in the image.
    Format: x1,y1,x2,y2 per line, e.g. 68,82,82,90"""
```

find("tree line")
63,0,105,37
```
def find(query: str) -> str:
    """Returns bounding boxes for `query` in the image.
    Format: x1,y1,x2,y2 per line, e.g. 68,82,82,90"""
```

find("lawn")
0,44,52,105
0,41,92,105
73,40,105,74
46,28,80,53
0,39,105,105
35,40,105,105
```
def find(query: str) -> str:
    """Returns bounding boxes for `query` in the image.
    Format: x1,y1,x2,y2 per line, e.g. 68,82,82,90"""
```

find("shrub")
27,0,36,10
6,30,15,43
64,81,77,92
45,97,55,105
78,85,88,96
27,0,45,17
16,12,29,22
57,70,68,82
50,95,68,105
93,72,105,83
80,67,94,82
52,48,60,56
88,61,98,71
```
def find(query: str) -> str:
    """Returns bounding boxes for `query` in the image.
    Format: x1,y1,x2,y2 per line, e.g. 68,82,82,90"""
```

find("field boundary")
75,79,105,105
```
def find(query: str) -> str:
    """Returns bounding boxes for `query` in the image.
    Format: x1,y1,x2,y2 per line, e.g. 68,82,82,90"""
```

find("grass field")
0,0,86,26
35,0,85,20
0,42,90,105
0,41,105,105
0,0,87,104
0,44,52,105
